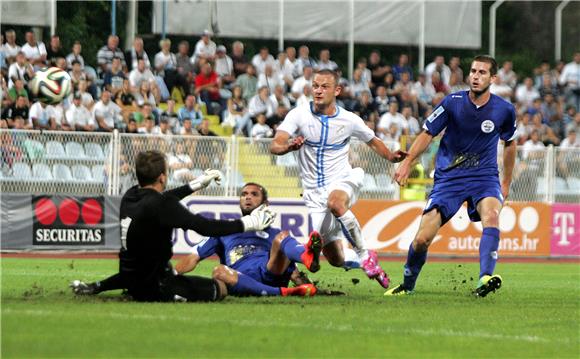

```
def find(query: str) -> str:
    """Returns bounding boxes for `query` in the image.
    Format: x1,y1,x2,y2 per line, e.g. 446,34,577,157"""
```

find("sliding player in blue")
175,182,322,297
385,55,517,297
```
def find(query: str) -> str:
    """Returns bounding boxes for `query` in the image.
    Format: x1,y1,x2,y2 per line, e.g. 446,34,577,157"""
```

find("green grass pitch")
2,257,579,358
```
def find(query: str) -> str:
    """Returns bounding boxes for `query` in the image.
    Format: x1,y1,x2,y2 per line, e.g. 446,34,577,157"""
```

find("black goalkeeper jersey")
118,185,244,296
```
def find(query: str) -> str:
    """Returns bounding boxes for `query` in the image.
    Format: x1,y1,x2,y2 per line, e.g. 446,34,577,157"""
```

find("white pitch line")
2,308,573,345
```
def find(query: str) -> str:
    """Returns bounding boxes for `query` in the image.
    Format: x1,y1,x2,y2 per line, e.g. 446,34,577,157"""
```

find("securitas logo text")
32,196,105,245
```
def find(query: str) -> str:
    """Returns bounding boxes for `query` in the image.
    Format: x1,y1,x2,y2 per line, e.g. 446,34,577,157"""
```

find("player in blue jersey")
175,182,322,297
384,55,517,297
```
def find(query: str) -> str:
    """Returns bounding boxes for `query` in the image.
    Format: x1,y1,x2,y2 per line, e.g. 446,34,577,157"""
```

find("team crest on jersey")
255,231,269,239
481,120,495,133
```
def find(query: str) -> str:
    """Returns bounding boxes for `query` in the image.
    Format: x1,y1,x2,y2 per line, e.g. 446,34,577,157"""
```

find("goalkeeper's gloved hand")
240,204,276,231
189,169,223,192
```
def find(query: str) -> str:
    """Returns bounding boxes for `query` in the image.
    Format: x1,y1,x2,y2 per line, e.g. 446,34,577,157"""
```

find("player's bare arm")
270,130,304,155
501,140,517,200
394,130,433,186
175,253,201,274
366,137,408,163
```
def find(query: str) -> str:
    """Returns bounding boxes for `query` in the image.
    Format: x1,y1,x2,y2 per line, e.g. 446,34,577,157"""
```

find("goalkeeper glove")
240,204,276,231
189,169,223,192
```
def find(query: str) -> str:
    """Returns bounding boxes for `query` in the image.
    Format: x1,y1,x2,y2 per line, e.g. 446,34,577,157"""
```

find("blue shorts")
234,254,296,288
425,177,503,225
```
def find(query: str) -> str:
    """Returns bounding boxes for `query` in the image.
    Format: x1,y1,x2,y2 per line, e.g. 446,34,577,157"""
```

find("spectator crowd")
1,29,579,147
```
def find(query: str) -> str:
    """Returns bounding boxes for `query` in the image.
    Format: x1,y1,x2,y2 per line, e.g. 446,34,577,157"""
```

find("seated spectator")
178,95,204,129
66,92,95,131
558,52,580,111
516,113,534,145
273,51,294,90
351,90,378,126
132,103,155,128
160,99,180,134
538,72,560,99
167,141,195,183
430,71,449,95
349,68,371,101
542,93,563,135
296,85,313,108
534,60,559,90
137,116,157,134
248,86,275,120
530,112,559,145
394,72,414,98
225,85,253,136
251,47,275,76
129,58,156,92
490,75,513,102
125,117,139,134
377,102,408,141
21,30,47,69
269,85,291,114
103,57,125,96
231,41,249,78
125,36,150,71
368,50,391,87
46,102,69,131
2,95,30,128
557,129,580,179
392,53,413,82
133,80,158,109
8,51,34,89
75,79,95,110
374,86,391,116
215,45,235,88
294,45,317,78
402,105,421,136
7,79,28,104
46,35,66,66
257,64,283,94
355,57,373,91
66,41,85,70
425,55,450,86
175,41,195,96
195,62,223,116
92,90,122,132
497,60,517,89
268,105,289,131
115,78,137,122
515,77,540,108
412,72,436,116
96,35,126,75
290,65,313,101
565,109,579,135
236,63,258,102
251,113,273,140
155,38,185,96
191,29,216,68
1,29,21,65
179,117,199,136
521,129,546,171
28,101,53,129
198,118,217,136
316,49,338,71
69,60,89,91
157,117,173,137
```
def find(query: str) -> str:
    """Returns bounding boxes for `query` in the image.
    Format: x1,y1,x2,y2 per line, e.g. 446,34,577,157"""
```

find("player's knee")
212,265,236,285
482,208,501,227
328,198,347,217
414,235,432,252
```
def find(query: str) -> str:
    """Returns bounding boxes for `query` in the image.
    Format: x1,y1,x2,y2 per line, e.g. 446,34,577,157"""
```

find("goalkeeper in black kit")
71,150,275,302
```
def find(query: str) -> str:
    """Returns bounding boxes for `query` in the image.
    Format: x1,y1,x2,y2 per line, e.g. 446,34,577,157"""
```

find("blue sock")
403,243,428,290
280,236,305,263
479,227,500,278
230,272,281,296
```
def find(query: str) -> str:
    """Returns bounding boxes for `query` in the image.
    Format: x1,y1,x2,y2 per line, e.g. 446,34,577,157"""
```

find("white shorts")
302,168,364,244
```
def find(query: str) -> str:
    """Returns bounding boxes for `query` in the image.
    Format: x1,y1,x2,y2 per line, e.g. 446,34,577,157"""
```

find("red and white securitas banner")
352,200,552,257
32,196,105,245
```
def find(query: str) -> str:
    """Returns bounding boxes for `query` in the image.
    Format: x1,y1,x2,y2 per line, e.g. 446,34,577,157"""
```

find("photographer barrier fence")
2,194,578,258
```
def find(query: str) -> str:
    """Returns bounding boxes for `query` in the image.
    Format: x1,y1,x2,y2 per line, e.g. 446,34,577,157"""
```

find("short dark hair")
473,55,498,76
241,182,268,204
314,69,340,86
135,151,166,186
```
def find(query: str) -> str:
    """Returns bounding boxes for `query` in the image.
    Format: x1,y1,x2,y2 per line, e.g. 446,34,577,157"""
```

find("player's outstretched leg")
70,280,99,295
279,231,322,273
384,243,426,296
281,284,317,297
361,250,390,289
70,273,125,295
476,227,502,297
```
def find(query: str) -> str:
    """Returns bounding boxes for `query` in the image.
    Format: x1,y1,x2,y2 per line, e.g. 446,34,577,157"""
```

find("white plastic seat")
65,141,86,158
33,163,53,180
11,162,32,179
53,163,73,181
45,141,66,159
85,142,105,159
92,165,106,183
72,164,93,181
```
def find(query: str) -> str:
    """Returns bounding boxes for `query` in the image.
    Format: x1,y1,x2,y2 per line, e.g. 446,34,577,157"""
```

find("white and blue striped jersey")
277,102,375,189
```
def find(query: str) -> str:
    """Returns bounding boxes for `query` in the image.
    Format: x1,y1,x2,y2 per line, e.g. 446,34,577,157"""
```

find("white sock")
337,210,368,258
343,246,362,270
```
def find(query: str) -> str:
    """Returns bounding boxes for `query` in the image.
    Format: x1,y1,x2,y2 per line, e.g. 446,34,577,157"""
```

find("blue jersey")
193,227,282,274
424,91,516,182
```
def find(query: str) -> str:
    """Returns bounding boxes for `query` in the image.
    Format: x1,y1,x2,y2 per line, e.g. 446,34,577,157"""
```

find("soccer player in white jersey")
271,69,407,288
